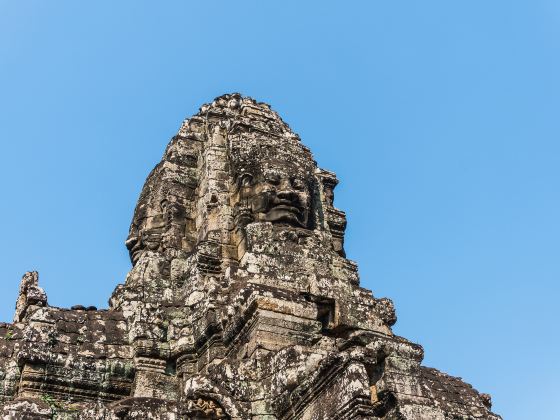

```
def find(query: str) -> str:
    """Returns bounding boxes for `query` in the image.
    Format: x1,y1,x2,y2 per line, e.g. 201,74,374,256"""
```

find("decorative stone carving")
232,162,312,229
13,271,47,323
184,398,227,419
0,94,500,419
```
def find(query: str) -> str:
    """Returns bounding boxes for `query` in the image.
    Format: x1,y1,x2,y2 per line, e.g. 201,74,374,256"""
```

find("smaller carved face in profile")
236,166,312,228
125,203,166,265
125,225,164,265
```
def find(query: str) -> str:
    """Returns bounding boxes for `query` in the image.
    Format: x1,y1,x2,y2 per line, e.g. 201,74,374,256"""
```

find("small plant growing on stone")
4,330,14,341
40,393,63,418
47,331,58,346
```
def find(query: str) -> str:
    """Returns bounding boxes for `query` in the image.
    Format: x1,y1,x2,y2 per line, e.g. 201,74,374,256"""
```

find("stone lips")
0,93,500,419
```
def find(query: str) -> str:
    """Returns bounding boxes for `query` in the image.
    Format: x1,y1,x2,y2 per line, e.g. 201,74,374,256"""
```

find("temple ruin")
0,94,500,419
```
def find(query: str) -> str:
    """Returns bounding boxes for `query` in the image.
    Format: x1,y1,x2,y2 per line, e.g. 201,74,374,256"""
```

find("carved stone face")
236,163,312,229
125,227,163,265
125,203,166,265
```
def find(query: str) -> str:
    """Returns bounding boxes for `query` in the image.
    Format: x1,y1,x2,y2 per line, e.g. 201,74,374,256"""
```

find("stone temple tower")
0,94,500,419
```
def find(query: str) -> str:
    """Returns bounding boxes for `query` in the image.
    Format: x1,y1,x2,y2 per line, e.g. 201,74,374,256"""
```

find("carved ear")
237,173,254,190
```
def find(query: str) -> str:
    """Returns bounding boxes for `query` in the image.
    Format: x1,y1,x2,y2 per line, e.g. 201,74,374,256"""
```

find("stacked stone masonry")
0,94,501,419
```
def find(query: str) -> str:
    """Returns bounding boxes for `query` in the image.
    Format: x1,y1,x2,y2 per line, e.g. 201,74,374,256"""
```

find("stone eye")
266,174,280,185
239,174,253,188
292,178,305,190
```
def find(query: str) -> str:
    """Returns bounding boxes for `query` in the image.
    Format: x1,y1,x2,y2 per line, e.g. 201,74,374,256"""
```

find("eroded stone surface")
0,94,501,419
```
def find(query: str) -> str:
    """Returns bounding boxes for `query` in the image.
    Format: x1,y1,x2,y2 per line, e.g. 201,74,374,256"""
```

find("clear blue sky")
1,2,558,419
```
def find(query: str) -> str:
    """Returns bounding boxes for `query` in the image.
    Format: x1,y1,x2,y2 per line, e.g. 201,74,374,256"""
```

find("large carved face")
236,162,312,228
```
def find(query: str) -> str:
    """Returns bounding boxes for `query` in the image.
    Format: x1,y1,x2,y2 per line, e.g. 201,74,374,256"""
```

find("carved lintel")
196,240,222,275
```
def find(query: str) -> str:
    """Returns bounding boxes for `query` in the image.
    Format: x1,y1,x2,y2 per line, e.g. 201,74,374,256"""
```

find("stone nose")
125,236,139,251
276,188,298,203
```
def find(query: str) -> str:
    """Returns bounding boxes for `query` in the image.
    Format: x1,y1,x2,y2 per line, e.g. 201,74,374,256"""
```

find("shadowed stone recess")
0,94,501,419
